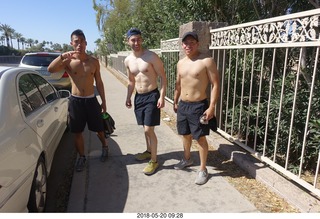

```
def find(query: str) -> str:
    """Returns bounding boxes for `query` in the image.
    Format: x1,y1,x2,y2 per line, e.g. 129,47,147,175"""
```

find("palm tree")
0,35,5,46
9,28,16,48
0,23,13,47
13,32,23,50
20,37,26,50
26,38,34,48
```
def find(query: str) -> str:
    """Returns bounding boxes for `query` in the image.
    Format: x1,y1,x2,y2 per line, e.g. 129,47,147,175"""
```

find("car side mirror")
58,90,71,98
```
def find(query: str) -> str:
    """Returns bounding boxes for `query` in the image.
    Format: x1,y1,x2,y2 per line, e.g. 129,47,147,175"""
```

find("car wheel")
27,156,47,212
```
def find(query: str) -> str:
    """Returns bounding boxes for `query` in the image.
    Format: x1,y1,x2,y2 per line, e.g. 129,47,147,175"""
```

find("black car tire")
27,156,47,212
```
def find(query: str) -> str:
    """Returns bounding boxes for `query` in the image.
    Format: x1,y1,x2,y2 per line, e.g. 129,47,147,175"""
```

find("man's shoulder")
125,53,135,59
89,55,99,62
144,50,161,62
145,49,158,57
178,56,188,63
124,53,134,63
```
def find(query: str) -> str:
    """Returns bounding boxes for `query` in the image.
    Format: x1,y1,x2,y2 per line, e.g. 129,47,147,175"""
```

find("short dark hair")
71,29,86,40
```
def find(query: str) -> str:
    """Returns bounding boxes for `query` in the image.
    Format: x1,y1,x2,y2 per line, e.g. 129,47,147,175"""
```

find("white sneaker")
195,168,208,185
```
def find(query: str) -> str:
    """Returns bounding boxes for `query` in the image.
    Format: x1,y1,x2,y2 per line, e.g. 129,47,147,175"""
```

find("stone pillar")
179,21,227,59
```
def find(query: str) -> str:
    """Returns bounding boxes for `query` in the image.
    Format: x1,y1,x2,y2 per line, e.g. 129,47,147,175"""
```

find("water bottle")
200,115,208,124
102,112,109,120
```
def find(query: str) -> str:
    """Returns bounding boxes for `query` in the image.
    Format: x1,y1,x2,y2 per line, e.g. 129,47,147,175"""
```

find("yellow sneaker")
135,150,151,161
143,160,159,175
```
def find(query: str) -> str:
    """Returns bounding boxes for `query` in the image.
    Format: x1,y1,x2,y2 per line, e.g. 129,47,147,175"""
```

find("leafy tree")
51,43,63,51
93,0,318,53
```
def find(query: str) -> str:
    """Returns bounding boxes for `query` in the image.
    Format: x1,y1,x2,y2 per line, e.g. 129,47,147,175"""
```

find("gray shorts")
177,99,210,140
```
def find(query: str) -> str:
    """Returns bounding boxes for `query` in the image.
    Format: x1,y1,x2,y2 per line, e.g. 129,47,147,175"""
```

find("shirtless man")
173,31,220,185
48,29,108,172
124,28,167,175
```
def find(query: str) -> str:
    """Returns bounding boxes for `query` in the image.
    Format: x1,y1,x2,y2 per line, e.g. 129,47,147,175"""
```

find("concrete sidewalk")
66,64,259,213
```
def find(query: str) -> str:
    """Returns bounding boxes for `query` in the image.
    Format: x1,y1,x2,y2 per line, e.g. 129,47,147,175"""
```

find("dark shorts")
68,95,104,133
134,88,160,126
177,99,210,140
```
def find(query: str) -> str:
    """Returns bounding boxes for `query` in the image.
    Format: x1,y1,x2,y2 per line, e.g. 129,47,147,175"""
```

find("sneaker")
174,158,193,170
195,168,208,185
143,160,159,175
135,150,151,161
100,147,108,162
76,156,86,172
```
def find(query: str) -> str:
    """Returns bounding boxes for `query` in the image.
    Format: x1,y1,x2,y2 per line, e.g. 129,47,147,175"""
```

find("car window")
19,74,46,113
31,74,58,103
21,55,58,67
19,89,33,116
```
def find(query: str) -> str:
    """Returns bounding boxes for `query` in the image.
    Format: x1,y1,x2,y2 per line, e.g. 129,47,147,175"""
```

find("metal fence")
210,9,320,197
107,9,320,198
0,56,22,64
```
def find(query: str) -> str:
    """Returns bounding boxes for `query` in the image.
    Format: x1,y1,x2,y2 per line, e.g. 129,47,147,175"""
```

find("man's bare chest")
128,58,150,75
68,60,95,76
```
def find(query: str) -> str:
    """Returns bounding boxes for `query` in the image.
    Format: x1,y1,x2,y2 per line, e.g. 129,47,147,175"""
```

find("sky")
0,0,103,52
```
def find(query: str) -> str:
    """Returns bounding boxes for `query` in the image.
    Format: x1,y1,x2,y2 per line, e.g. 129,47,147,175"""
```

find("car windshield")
21,54,58,67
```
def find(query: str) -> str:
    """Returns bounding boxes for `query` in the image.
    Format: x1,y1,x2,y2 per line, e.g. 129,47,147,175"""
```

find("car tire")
27,156,47,212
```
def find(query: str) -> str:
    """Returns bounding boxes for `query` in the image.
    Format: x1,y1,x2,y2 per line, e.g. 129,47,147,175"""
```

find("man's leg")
182,134,192,160
144,126,157,162
74,132,87,172
96,131,108,147
197,136,208,171
195,136,209,185
96,131,108,162
144,129,151,153
134,126,152,161
74,132,85,156
143,125,159,175
174,134,193,170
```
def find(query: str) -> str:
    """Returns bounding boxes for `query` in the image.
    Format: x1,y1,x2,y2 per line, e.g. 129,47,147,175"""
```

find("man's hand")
125,99,132,108
157,98,165,109
61,51,79,60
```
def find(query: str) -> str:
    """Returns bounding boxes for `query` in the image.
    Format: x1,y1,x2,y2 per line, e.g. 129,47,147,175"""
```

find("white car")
19,52,71,90
0,66,70,212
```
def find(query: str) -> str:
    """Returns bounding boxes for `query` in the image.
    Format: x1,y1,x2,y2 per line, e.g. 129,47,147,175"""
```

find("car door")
30,74,68,165
19,73,63,165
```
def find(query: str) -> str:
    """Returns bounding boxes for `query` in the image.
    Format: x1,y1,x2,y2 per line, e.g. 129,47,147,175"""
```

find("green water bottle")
102,112,109,119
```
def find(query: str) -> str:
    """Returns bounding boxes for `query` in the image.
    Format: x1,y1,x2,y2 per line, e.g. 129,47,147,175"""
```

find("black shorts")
68,95,104,133
177,99,210,140
134,88,160,126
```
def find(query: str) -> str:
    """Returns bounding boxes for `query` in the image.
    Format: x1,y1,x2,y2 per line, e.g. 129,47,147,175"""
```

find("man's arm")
48,51,76,73
125,58,135,108
205,58,220,119
173,61,182,113
152,53,167,108
94,59,107,113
